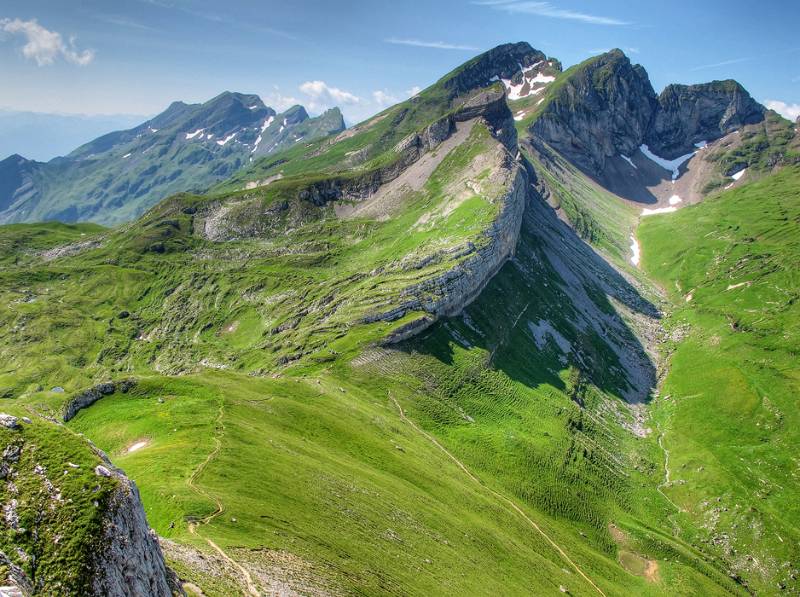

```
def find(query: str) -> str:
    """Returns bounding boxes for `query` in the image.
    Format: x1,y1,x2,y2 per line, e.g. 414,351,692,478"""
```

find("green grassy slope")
0,121,508,397
3,189,746,595
3,42,794,596
639,166,800,593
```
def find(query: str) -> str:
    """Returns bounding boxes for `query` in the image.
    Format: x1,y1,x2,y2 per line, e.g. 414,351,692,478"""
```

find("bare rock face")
62,379,136,422
647,81,765,157
531,50,657,175
529,49,766,176
90,453,182,596
373,148,528,343
442,42,547,96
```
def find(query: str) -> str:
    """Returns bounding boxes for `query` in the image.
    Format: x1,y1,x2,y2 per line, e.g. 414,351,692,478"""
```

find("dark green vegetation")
0,93,345,226
701,111,800,193
1,41,798,595
639,167,800,593
0,411,118,593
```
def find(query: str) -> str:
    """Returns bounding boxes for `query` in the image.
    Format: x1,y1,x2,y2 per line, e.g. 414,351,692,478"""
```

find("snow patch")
726,281,751,291
629,235,640,266
216,133,236,146
668,195,682,205
731,168,746,181
641,206,677,216
620,154,637,169
122,152,131,159
639,144,695,180
513,111,526,121
149,127,158,133
126,440,149,454
501,61,555,100
185,128,204,140
251,115,275,153
694,140,708,149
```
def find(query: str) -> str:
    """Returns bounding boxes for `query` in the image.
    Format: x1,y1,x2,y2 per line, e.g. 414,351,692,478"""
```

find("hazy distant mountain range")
0,109,147,162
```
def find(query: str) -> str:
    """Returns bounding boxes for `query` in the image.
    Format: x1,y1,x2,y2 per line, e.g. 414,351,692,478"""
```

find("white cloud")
372,90,398,107
764,100,800,121
299,80,360,112
0,18,94,66
385,38,479,51
264,92,300,112
407,85,422,97
474,1,630,26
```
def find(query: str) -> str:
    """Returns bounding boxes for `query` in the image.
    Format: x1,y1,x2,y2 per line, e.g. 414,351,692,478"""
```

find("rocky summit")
1,36,799,597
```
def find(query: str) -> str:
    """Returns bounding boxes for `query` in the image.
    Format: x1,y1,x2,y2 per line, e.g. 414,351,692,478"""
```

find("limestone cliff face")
647,81,765,157
0,414,179,596
530,50,766,176
373,155,528,343
90,454,180,596
531,50,657,175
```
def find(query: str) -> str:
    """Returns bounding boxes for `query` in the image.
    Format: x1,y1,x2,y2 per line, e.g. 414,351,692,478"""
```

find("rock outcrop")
62,379,136,422
89,451,182,596
531,50,657,175
442,42,547,96
646,81,765,157
530,49,766,176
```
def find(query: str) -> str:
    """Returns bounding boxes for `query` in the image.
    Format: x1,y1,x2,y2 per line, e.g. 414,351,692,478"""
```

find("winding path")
186,398,260,597
389,393,606,596
655,419,684,513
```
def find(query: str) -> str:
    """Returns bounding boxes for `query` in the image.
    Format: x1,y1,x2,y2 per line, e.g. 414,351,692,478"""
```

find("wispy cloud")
137,0,296,40
385,38,479,51
0,18,94,66
94,14,160,32
474,1,630,26
689,57,752,71
764,100,800,121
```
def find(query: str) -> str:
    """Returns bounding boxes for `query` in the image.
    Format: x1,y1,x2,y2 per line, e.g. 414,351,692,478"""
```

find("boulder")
0,414,20,430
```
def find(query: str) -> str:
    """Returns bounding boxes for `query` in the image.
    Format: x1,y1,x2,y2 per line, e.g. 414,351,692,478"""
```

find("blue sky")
1,0,799,123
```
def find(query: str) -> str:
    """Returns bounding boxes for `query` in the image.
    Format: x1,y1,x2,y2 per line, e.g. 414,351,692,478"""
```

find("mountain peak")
649,79,765,156
441,41,548,96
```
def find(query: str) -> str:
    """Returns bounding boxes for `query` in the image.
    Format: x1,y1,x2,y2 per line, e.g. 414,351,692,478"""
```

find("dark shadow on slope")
400,184,659,404
595,157,669,205
535,140,670,206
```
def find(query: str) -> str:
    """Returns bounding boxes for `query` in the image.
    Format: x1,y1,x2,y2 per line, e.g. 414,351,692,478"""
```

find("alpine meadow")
0,2,799,595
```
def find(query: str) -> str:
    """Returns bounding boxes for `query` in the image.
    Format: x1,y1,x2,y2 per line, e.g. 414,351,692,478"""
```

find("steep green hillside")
639,167,800,593
1,41,795,596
